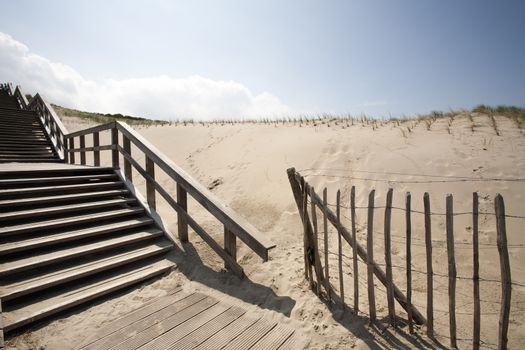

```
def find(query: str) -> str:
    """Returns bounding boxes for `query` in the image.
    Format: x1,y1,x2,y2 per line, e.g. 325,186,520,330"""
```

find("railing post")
93,132,100,166
69,138,75,164
79,135,86,165
177,183,188,242
63,134,69,164
111,127,119,169
224,226,237,269
145,156,156,209
123,135,132,182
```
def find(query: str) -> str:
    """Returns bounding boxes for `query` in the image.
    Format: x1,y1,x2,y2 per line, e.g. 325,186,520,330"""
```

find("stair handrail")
13,85,29,110
26,92,69,161
64,121,276,277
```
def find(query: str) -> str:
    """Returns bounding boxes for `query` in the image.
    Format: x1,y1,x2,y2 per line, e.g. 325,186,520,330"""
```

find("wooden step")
0,149,54,155
0,189,129,209
0,173,117,186
0,217,154,255
0,227,163,277
0,197,137,222
0,181,124,199
2,259,174,332
0,158,60,163
0,241,173,301
0,128,44,135
0,207,144,237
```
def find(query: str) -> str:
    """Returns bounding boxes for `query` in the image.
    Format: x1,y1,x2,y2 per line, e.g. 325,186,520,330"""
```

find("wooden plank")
224,226,237,269
473,192,480,350
495,194,511,350
167,306,245,350
0,217,152,256
0,173,116,186
222,318,277,350
135,302,229,350
145,155,156,210
0,197,135,222
351,185,358,313
123,134,132,182
119,121,276,260
446,194,457,349
194,316,260,350
251,324,295,350
79,288,184,348
303,181,314,285
0,228,162,277
305,175,426,324
177,183,189,242
424,192,434,336
406,192,414,333
0,207,143,237
112,127,119,168
3,259,173,332
337,189,344,309
323,188,331,301
366,189,376,322
1,241,172,301
81,293,210,350
310,187,321,295
65,121,114,139
384,188,396,327
93,132,100,166
67,145,114,153
80,135,86,165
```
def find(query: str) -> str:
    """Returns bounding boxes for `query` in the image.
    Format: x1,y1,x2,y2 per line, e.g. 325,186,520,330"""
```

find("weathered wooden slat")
366,189,376,322
384,188,396,327
123,135,132,182
67,145,114,153
310,187,321,295
323,188,331,301
80,135,86,165
65,122,114,139
351,185,358,313
111,127,119,168
473,192,480,350
424,192,434,336
93,131,100,166
224,226,237,269
337,189,344,309
446,194,457,349
177,183,188,242
406,192,414,333
495,194,511,350
145,155,156,210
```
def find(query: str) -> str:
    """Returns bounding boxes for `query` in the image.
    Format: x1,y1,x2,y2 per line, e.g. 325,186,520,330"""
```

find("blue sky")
1,0,524,119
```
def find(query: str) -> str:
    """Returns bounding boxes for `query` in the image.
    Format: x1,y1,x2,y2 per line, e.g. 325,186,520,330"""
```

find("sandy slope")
7,113,525,349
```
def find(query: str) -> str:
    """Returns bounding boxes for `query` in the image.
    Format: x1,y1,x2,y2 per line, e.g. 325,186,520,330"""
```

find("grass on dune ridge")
47,97,525,131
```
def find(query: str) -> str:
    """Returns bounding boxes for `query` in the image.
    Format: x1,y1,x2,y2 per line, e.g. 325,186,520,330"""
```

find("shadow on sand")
166,242,296,317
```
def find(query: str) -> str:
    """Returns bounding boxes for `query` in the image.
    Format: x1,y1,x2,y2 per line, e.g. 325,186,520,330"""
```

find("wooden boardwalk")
78,288,303,350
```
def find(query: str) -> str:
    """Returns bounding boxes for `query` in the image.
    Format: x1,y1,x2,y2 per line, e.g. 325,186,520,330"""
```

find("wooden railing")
65,121,276,277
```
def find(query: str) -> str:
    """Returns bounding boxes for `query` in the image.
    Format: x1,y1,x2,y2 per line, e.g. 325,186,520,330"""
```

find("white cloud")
0,32,291,120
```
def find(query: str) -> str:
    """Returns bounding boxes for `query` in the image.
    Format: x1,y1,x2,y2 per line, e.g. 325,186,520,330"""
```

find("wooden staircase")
0,89,59,163
0,166,175,333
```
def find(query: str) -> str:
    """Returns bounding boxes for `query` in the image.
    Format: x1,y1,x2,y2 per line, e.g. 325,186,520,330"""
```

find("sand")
6,113,525,349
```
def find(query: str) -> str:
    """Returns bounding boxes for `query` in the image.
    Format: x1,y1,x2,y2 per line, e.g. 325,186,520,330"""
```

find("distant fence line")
287,167,515,350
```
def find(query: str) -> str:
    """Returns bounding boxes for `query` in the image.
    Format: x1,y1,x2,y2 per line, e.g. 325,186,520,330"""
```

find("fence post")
384,188,396,327
145,156,155,210
93,132,100,166
177,183,188,242
323,188,331,302
366,189,376,323
123,135,132,182
63,134,69,164
303,182,314,287
111,127,119,169
337,189,344,309
310,186,321,295
495,194,511,350
406,192,414,333
473,192,480,350
68,138,75,164
351,186,359,313
79,135,86,165
446,194,457,349
424,192,434,337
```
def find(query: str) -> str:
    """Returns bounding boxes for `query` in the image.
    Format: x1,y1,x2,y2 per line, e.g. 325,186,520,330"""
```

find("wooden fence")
287,167,513,350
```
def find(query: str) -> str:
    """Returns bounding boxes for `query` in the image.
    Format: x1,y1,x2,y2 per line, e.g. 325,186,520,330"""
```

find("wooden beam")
123,135,132,182
366,189,376,323
384,188,396,327
177,183,188,242
424,192,434,336
495,194,511,350
145,156,156,210
93,132,100,166
446,194,457,349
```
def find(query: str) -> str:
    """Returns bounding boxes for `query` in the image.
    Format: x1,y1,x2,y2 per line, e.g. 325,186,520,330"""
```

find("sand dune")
8,113,525,349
